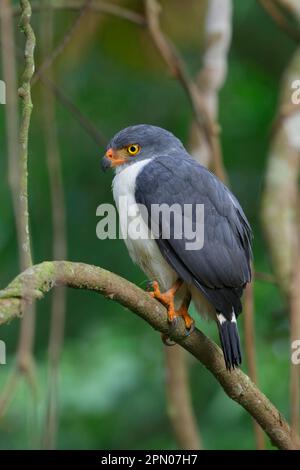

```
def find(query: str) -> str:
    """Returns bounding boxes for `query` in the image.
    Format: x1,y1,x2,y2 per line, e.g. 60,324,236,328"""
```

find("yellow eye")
127,144,141,156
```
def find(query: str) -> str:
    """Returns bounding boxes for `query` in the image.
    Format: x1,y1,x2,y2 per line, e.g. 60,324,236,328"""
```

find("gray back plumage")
135,154,252,318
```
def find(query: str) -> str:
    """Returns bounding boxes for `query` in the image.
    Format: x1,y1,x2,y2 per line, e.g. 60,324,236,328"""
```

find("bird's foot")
176,303,195,336
148,280,194,342
167,305,195,339
162,309,195,345
148,280,181,321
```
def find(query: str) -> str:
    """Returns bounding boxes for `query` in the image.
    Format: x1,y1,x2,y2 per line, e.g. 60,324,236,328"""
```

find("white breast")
112,160,177,291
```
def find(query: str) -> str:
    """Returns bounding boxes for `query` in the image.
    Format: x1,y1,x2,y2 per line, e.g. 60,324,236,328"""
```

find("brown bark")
0,260,299,450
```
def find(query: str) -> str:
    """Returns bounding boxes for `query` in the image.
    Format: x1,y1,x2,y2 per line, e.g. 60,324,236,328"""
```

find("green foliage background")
0,0,295,449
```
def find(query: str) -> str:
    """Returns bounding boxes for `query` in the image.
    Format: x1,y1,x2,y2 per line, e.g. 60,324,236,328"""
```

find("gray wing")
135,154,252,318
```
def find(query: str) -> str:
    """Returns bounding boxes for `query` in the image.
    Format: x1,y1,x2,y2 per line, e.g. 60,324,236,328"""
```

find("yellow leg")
176,302,194,331
149,279,183,323
149,280,194,331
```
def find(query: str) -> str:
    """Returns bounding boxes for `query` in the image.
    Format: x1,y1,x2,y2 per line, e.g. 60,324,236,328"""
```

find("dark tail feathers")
217,314,242,370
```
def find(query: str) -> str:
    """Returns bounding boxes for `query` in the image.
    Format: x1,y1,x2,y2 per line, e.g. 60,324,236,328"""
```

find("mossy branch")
18,0,35,269
0,260,299,450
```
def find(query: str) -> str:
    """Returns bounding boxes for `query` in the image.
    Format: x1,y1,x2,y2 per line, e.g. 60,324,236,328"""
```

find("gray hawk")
102,124,252,370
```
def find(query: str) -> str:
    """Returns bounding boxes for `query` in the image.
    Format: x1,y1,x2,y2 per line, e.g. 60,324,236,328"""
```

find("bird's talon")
161,333,176,346
146,280,154,292
168,316,179,336
168,316,178,326
151,280,160,295
184,320,195,336
147,280,168,303
148,279,193,341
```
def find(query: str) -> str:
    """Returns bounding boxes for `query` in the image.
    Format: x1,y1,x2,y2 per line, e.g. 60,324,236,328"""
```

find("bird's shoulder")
135,153,236,216
136,153,206,193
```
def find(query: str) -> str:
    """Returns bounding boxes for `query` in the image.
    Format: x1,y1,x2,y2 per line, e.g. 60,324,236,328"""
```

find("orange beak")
102,148,128,170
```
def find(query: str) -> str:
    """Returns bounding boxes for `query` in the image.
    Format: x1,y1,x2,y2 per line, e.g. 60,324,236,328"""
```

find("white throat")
112,159,150,208
112,158,177,291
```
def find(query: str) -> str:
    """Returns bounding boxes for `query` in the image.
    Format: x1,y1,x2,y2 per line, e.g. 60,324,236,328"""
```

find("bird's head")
102,124,186,172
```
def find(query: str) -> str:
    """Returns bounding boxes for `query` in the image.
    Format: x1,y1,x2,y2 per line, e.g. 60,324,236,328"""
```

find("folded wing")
135,154,252,318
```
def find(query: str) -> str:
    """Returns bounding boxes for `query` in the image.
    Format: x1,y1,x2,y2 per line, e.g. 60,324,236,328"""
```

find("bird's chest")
112,161,176,289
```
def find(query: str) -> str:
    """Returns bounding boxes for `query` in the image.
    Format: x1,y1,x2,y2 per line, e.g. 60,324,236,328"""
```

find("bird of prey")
102,125,252,369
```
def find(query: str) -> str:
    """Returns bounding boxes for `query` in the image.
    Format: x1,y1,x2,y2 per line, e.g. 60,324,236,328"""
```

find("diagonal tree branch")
258,0,300,43
38,75,107,147
144,0,227,183
23,0,146,26
32,0,93,85
0,35,107,149
189,0,231,172
0,261,299,450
